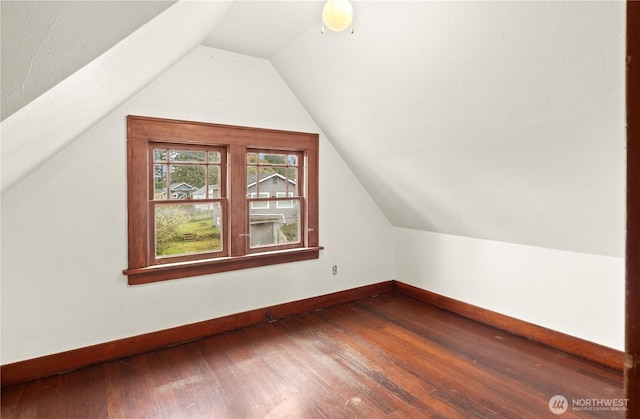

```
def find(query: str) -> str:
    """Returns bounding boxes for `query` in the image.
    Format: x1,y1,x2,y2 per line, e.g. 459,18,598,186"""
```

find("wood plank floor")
1,294,625,418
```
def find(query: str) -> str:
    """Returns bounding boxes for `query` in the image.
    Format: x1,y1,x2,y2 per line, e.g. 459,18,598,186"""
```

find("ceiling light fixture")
321,0,354,33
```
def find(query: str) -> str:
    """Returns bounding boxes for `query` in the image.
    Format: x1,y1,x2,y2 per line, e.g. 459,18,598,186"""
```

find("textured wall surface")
0,0,174,120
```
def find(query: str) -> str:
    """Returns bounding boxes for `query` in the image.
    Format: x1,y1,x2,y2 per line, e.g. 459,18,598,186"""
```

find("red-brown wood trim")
125,115,321,285
125,246,324,284
128,115,319,144
1,280,622,387
306,138,320,248
394,282,624,371
626,0,640,414
0,281,394,387
229,142,246,257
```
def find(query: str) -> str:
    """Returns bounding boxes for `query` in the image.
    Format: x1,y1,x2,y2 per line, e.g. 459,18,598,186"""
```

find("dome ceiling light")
321,0,354,34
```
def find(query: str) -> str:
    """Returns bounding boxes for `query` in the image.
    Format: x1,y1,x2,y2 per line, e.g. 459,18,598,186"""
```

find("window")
152,146,225,259
124,115,321,284
249,192,270,209
276,192,294,208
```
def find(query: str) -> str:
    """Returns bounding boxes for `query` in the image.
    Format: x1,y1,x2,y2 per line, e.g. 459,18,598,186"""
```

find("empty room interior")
1,1,638,418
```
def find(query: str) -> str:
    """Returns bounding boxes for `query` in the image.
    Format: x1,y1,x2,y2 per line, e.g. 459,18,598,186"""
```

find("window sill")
123,246,324,285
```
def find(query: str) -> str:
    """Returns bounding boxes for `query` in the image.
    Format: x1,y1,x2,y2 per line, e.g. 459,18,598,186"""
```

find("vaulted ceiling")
1,1,626,258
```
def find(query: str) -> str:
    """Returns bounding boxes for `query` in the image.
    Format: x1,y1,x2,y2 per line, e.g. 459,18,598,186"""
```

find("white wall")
1,38,625,364
0,46,393,364
393,228,624,350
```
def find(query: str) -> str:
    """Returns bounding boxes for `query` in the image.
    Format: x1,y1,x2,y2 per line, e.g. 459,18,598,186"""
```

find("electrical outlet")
332,265,338,276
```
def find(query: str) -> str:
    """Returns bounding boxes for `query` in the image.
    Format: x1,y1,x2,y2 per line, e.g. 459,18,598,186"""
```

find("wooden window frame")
123,115,322,285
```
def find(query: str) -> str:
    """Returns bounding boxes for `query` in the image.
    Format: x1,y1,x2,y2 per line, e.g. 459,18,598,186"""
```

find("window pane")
154,164,168,199
154,149,167,162
169,164,204,199
155,203,222,257
249,192,270,209
276,192,294,208
192,183,219,200
259,167,272,180
169,150,205,162
247,168,257,195
247,167,278,195
261,153,287,165
208,151,220,163
249,200,300,248
286,167,298,195
208,166,220,194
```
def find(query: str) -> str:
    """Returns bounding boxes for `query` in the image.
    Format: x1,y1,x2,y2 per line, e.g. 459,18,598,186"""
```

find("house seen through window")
246,152,300,249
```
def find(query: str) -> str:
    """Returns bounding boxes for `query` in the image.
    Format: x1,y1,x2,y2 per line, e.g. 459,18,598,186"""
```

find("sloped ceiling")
267,1,626,258
1,1,625,258
0,0,175,121
0,1,232,193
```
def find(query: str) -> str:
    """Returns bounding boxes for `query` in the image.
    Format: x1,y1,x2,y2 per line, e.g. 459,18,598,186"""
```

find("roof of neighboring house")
155,182,198,195
170,182,197,191
192,184,220,196
247,172,296,189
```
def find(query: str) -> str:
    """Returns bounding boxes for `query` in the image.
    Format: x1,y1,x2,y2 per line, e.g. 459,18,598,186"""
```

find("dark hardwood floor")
1,294,625,418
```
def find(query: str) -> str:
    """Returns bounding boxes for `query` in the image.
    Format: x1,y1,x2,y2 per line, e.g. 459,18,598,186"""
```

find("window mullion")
229,143,247,256
306,147,319,248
